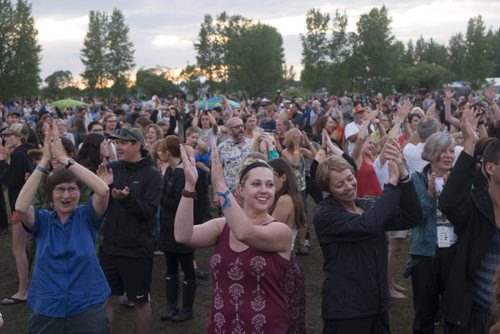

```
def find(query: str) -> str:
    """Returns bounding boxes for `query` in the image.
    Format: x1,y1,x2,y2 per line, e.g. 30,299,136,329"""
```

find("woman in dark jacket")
313,139,422,334
158,136,196,323
439,105,500,332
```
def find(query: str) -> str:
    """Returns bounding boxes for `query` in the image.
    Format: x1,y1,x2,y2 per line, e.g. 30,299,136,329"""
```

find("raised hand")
460,103,479,143
180,144,198,190
97,161,113,185
49,124,67,163
486,84,496,102
210,143,227,193
428,172,436,197
444,86,454,100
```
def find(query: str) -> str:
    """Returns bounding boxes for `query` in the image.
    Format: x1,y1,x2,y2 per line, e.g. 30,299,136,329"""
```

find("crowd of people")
0,86,499,333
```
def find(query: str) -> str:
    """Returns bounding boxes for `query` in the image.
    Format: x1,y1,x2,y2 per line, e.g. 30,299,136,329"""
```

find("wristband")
36,165,50,175
182,189,196,198
398,173,411,184
216,189,232,210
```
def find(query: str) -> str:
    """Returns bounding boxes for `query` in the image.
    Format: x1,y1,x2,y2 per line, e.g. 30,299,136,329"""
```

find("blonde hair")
315,156,355,192
283,128,302,149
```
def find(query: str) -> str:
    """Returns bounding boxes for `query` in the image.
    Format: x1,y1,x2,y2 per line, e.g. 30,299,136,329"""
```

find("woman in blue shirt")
15,125,111,333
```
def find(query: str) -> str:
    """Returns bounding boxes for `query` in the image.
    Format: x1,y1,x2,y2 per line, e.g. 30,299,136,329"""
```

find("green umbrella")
49,99,88,109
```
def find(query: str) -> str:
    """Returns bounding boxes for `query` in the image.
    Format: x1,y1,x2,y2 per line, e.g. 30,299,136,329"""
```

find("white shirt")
403,142,426,174
373,155,389,188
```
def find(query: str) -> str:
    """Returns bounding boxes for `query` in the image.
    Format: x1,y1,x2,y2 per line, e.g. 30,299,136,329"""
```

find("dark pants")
411,245,456,334
28,302,109,334
165,252,195,280
0,185,8,231
444,304,492,334
323,312,390,334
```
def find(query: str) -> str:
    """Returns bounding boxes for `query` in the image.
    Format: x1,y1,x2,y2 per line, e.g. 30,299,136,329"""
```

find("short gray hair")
421,132,455,163
226,117,242,128
416,117,439,142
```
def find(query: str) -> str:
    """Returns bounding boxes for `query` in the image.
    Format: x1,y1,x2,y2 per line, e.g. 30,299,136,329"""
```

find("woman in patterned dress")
174,144,292,333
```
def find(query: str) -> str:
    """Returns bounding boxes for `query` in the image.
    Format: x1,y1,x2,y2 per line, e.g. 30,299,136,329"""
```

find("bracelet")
216,189,232,210
398,173,411,184
182,189,196,199
36,165,50,175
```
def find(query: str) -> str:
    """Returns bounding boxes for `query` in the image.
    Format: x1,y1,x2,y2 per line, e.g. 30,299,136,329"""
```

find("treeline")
300,7,500,94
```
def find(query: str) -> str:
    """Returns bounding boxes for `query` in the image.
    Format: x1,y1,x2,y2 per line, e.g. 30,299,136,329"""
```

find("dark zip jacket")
438,151,497,326
101,151,162,258
313,180,423,320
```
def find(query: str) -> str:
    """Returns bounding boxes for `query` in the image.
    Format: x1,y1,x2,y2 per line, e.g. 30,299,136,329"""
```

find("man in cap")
344,104,370,155
7,110,21,126
99,128,162,333
0,124,35,306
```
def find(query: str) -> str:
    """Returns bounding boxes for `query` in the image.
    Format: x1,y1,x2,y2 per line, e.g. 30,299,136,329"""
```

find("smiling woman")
313,142,423,333
14,125,111,333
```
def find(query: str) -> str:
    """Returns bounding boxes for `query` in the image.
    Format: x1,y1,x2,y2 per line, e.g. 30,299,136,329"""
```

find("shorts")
99,252,153,304
388,230,408,239
28,302,109,334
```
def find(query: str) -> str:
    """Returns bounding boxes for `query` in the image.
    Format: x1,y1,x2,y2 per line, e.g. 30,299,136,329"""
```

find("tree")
328,10,353,94
106,8,134,94
134,67,181,97
0,0,41,99
300,9,331,90
194,15,222,83
463,15,495,88
81,10,108,90
396,62,452,92
448,33,466,80
351,6,395,93
225,23,284,96
43,70,73,98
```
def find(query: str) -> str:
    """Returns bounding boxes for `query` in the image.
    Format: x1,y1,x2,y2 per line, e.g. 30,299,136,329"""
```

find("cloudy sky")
32,0,500,82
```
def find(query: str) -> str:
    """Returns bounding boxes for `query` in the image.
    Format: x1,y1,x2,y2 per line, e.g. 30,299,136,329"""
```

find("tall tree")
194,15,223,82
300,9,331,91
81,10,108,90
106,8,134,92
463,15,495,88
225,23,284,96
351,6,395,93
328,10,353,93
0,0,40,99
448,33,466,80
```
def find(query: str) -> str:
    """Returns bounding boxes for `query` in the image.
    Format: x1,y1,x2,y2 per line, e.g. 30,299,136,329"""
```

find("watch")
64,158,76,169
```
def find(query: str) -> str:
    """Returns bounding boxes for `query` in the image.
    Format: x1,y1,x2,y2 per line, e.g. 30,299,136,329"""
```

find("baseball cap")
1,123,28,139
8,110,21,117
109,128,145,146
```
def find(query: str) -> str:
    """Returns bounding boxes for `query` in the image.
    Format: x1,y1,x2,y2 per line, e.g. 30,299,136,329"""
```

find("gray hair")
416,117,439,142
421,132,455,163
226,117,242,128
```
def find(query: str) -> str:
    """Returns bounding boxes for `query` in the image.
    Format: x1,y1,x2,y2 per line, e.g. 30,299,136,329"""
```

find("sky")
32,0,500,82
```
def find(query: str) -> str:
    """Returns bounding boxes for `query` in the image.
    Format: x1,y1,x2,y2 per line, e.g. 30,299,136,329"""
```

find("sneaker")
296,244,310,256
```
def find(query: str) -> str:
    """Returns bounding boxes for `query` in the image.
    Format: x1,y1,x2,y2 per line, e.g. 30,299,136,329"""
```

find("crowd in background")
0,86,500,333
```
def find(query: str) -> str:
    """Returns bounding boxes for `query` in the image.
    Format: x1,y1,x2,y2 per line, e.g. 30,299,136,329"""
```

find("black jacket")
0,143,35,210
101,151,163,258
313,181,422,320
159,163,193,254
438,151,496,326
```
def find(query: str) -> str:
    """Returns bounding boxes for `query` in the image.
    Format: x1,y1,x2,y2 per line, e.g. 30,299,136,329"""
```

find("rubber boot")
171,279,196,322
160,275,178,321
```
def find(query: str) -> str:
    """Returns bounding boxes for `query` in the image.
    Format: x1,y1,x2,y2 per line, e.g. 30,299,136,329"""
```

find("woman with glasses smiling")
15,125,112,333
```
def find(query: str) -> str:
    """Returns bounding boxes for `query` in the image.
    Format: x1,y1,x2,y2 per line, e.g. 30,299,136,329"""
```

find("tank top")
206,224,290,333
356,157,382,197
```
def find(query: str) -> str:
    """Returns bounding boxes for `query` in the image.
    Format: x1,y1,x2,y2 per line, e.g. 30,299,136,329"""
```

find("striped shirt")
473,227,500,310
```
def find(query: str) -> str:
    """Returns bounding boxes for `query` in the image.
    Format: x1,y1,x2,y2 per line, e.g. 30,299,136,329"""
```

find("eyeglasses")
91,128,104,133
231,124,244,129
54,186,79,195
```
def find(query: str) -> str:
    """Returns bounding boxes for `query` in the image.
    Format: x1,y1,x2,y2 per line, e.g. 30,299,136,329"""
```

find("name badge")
437,225,451,248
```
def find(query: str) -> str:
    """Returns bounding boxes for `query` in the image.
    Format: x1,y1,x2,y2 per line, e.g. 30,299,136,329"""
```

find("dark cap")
109,128,145,146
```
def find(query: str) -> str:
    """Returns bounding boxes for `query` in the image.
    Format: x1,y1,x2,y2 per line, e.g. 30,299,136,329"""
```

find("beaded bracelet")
36,165,50,175
216,189,232,210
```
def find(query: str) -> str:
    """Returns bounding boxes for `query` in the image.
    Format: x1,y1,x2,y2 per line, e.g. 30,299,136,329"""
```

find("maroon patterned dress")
207,224,290,333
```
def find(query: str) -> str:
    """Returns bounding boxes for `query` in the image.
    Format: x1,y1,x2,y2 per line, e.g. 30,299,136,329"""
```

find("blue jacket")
409,165,439,257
